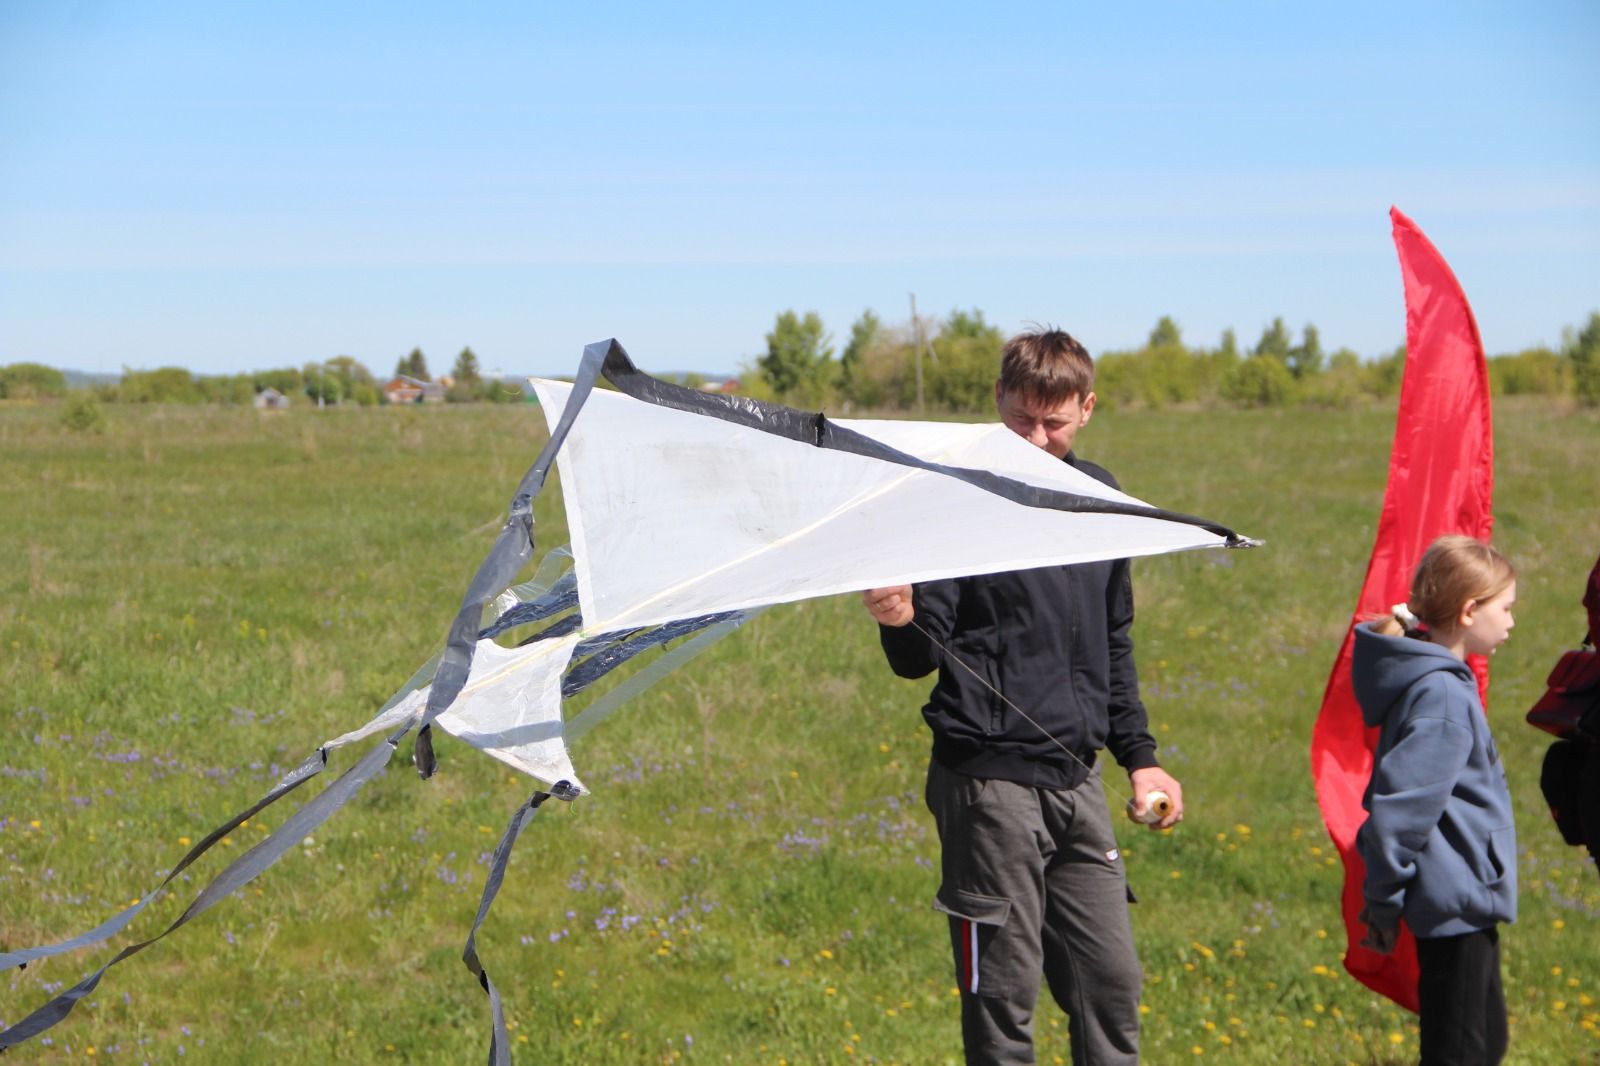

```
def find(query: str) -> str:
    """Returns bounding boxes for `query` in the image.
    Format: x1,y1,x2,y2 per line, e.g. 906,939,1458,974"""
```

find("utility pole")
910,292,924,414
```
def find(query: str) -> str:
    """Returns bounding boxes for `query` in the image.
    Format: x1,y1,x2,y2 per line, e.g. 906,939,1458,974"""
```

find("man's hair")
998,328,1094,405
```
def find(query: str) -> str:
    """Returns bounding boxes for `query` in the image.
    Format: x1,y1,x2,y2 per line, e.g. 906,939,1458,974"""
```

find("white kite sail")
536,378,1233,635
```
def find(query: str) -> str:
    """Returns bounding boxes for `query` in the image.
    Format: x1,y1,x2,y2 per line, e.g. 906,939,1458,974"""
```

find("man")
862,327,1181,1065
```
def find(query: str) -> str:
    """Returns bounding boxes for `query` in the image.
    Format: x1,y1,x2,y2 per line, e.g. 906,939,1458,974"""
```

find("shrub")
0,362,68,400
59,392,106,433
1221,356,1296,407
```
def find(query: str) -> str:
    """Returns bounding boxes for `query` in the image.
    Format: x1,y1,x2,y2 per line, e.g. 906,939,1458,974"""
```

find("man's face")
995,383,1096,459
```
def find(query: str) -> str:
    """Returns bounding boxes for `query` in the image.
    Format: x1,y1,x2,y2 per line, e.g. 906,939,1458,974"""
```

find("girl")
1354,535,1519,1065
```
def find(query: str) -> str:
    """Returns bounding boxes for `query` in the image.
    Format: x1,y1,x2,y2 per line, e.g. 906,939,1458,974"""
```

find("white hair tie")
1391,602,1422,631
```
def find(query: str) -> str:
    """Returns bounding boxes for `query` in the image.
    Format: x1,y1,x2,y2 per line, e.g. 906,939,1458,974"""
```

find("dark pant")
1416,926,1507,1066
925,760,1141,1065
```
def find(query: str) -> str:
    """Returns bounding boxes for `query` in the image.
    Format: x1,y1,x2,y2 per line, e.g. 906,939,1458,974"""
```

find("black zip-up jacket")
878,454,1160,790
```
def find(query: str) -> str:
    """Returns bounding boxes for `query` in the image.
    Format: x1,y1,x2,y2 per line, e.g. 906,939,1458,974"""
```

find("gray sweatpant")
926,759,1141,1066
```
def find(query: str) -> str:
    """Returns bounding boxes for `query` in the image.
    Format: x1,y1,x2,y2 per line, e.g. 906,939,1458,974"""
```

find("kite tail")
0,735,400,1051
462,782,581,1066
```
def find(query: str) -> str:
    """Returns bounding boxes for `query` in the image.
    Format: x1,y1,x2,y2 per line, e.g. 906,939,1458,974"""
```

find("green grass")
2,397,1598,1064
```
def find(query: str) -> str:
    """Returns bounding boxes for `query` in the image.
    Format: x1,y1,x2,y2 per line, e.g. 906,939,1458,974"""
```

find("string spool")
1126,789,1172,825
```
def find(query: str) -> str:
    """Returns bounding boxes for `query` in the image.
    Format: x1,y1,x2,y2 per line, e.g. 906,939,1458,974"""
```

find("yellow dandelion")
1139,1004,1152,1015
29,820,41,829
1552,966,1564,976
820,948,834,959
1315,928,1328,939
1553,919,1566,930
1312,964,1329,975
825,987,837,997
1389,1032,1404,1045
1170,870,1182,879
1302,1018,1316,1029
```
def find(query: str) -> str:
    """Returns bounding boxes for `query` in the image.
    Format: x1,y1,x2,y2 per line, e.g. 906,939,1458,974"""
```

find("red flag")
1310,206,1494,1011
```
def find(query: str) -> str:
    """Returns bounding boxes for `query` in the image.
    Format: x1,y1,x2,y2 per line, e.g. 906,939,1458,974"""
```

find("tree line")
0,347,520,406
748,309,1600,412
5,312,1599,412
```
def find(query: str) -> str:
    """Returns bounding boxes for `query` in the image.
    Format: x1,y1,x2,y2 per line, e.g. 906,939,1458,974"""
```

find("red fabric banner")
1310,206,1494,1011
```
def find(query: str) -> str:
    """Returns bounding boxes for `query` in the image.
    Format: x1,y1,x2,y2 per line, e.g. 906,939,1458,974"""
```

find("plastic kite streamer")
1,339,1257,1058
1311,206,1495,1013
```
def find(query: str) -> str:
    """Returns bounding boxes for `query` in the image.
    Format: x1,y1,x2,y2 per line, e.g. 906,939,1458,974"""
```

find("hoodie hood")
1351,621,1476,728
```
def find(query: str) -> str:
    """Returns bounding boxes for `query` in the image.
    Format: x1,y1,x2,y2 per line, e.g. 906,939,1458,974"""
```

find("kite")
2,340,1258,1058
1311,206,1495,1011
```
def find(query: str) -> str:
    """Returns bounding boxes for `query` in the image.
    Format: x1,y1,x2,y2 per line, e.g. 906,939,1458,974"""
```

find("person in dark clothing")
1582,554,1600,872
862,328,1180,1066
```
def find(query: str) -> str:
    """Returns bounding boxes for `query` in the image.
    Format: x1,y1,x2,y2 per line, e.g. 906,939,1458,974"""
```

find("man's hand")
1359,908,1398,955
1128,767,1184,830
863,585,915,627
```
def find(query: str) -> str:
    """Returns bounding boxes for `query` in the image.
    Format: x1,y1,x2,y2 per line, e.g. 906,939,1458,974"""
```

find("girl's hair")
1373,534,1516,637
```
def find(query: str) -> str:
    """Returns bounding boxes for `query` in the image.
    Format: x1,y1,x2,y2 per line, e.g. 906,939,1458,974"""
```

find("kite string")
908,619,1135,809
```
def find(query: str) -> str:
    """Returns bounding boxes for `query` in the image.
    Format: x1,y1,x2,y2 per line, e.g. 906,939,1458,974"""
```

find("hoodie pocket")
1485,827,1512,886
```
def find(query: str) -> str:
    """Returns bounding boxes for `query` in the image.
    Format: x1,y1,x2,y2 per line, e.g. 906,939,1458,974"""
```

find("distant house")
253,386,291,410
383,375,446,405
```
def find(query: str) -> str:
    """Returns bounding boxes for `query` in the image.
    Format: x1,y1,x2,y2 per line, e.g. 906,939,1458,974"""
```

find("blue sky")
1,1,1596,378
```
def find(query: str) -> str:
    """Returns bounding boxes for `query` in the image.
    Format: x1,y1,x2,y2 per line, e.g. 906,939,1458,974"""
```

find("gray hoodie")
1352,622,1517,938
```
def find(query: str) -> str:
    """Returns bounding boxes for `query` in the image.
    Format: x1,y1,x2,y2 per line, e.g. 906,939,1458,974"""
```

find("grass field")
2,396,1598,1065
